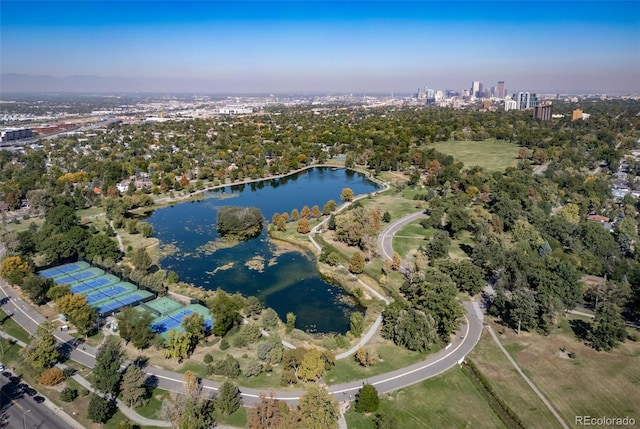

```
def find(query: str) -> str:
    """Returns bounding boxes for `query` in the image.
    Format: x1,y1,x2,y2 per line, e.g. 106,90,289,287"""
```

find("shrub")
243,359,263,377
220,338,230,350
38,367,66,386
290,329,312,342
60,387,78,402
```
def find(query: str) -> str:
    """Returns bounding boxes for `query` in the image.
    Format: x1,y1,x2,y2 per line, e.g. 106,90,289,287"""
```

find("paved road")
378,209,426,263
0,372,71,429
0,208,483,408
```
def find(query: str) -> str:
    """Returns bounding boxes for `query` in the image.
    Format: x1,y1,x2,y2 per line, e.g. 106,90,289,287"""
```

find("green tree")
245,296,263,319
93,336,124,398
349,312,364,337
401,269,463,340
286,312,296,333
164,329,193,362
87,394,115,424
298,384,339,429
436,259,485,295
21,274,53,305
589,302,627,351
354,384,380,413
20,322,60,372
349,252,365,274
210,354,241,378
510,288,539,334
217,381,241,415
261,308,280,330
129,248,152,272
84,233,120,262
46,284,70,301
425,231,451,260
182,312,206,349
446,207,469,238
382,210,391,223
117,307,156,349
121,364,148,408
71,304,97,337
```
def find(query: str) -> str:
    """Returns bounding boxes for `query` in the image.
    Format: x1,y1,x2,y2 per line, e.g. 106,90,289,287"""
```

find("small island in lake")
216,206,264,240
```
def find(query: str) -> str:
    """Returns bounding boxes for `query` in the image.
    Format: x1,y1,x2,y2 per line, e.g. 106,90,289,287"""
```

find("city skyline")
1,1,639,94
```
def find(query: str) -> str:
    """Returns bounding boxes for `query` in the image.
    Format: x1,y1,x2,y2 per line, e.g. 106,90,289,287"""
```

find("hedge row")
464,359,526,429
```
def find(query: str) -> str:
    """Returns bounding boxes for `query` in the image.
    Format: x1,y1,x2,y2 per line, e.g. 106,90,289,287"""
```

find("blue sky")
1,1,639,93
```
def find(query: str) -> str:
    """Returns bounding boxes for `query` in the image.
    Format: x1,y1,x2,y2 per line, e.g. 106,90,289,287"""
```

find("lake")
146,167,382,333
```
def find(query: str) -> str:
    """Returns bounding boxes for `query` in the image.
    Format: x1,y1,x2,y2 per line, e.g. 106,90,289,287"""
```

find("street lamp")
22,409,30,429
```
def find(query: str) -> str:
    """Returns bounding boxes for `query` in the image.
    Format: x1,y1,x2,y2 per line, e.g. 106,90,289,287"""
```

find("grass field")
324,341,439,384
345,365,506,429
0,309,31,344
471,318,640,429
431,139,521,172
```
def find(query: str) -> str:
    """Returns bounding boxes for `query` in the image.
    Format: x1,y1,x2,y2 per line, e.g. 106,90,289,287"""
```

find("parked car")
33,396,45,404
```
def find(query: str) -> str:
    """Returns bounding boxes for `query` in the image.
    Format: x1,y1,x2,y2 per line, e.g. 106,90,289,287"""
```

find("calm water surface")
146,167,381,333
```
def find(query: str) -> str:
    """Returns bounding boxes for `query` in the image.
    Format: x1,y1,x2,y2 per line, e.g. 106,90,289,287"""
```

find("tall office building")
471,81,481,98
497,81,505,98
516,92,539,110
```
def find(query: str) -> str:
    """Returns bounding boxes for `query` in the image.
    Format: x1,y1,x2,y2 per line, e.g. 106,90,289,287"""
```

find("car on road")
33,396,45,404
24,387,37,397
1,371,10,378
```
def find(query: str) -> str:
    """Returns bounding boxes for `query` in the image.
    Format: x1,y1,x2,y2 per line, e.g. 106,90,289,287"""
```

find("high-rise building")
516,92,539,110
497,81,505,98
504,99,517,111
471,81,480,98
533,102,553,121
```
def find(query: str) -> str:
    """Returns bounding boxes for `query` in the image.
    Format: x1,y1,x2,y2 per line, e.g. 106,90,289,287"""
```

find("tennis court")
39,261,90,278
142,297,183,316
151,316,184,333
53,267,104,285
70,274,119,294
93,290,154,316
85,283,133,304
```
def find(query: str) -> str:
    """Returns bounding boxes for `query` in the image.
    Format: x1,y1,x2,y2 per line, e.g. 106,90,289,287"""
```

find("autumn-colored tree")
298,349,326,382
300,205,311,218
311,205,321,218
322,200,337,215
0,255,31,285
38,367,65,386
183,370,200,396
290,209,299,221
56,293,88,316
354,347,376,368
297,218,311,234
518,147,530,159
271,212,281,225
276,217,287,232
391,252,401,271
340,188,354,202
349,252,365,274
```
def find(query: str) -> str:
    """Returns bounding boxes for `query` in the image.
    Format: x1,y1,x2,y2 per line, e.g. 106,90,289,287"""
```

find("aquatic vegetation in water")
245,255,266,272
195,237,241,256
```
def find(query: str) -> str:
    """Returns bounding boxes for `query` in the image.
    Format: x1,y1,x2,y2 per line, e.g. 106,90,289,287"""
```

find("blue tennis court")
95,300,122,315
151,316,183,333
167,309,194,323
40,262,90,278
54,270,96,285
70,276,118,294
86,290,111,304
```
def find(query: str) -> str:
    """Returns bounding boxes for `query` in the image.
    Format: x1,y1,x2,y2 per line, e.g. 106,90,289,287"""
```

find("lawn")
324,341,439,385
471,318,640,429
0,309,31,344
431,139,521,172
392,220,431,259
345,365,506,429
